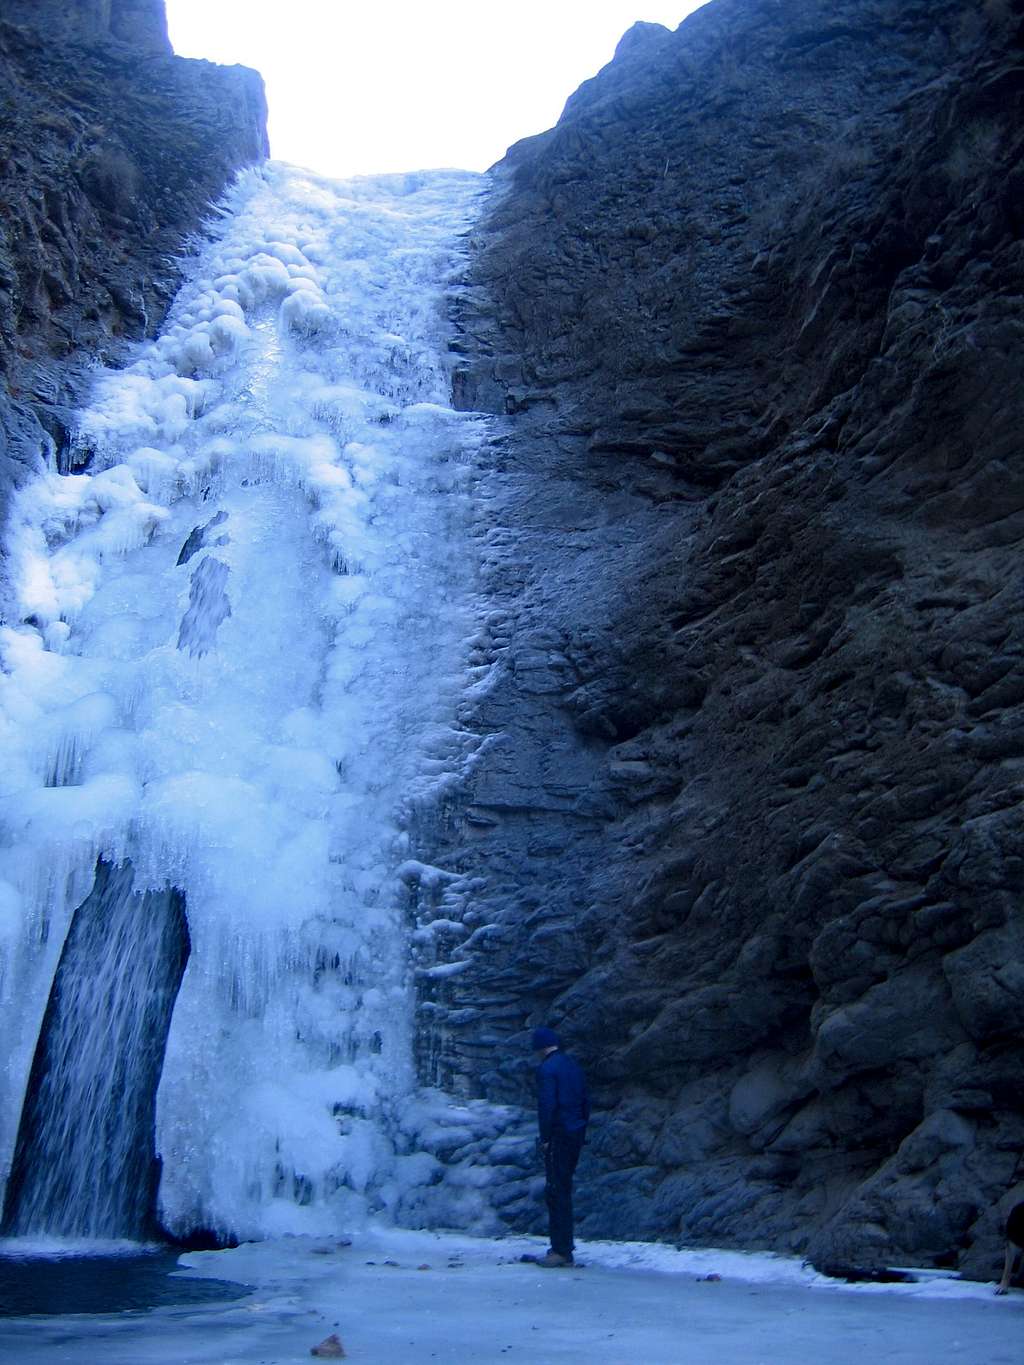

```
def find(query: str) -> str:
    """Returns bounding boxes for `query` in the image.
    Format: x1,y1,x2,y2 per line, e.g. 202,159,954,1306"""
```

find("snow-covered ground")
1,1229,1021,1364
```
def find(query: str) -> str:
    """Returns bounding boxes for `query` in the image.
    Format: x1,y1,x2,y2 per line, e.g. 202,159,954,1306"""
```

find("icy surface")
0,164,490,1238
0,1229,1022,1363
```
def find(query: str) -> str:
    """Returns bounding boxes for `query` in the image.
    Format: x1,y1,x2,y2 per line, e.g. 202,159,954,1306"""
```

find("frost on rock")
0,163,516,1242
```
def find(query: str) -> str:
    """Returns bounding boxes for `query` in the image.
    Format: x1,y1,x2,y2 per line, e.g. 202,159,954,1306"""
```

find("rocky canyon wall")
2,0,1023,1285
426,0,1024,1278
0,0,267,603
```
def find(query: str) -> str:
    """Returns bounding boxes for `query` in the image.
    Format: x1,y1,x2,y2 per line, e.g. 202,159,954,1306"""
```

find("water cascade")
0,165,490,1243
2,859,188,1238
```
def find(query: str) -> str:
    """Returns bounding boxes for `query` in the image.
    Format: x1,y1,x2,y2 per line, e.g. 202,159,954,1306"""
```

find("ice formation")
0,164,496,1240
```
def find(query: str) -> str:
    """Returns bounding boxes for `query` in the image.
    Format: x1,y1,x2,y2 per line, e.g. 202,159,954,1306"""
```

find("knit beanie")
531,1026,561,1051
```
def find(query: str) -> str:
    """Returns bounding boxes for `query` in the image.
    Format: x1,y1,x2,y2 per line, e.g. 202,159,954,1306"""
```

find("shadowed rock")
177,509,229,566
177,556,232,658
426,0,1024,1279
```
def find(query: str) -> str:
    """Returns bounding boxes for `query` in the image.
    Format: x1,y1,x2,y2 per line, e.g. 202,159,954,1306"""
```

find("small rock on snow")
311,1333,346,1358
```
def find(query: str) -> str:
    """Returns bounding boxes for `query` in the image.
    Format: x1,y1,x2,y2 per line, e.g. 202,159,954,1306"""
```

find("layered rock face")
0,0,267,601
427,0,1024,1275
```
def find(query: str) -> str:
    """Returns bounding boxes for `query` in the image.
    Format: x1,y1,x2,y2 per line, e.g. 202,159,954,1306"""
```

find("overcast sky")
166,1,711,179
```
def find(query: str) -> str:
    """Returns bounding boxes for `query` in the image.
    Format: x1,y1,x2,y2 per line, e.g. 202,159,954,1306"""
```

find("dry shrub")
983,0,1013,23
34,111,77,139
80,145,141,213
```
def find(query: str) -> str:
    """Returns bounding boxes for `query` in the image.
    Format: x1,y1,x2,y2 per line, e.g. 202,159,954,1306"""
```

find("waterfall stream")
2,859,188,1238
0,164,489,1244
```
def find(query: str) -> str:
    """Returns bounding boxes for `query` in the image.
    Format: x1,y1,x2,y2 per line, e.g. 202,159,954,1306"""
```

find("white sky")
166,1,711,179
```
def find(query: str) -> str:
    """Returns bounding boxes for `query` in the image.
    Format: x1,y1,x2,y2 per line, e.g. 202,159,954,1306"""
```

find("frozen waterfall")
0,164,493,1243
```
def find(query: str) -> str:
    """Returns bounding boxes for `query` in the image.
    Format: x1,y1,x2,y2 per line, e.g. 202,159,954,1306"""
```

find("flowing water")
2,860,188,1238
0,164,489,1243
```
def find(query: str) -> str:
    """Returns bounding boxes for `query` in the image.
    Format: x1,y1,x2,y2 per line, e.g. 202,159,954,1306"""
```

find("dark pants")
544,1128,585,1258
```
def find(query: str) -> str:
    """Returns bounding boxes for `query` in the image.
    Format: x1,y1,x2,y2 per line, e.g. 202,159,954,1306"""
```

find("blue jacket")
536,1050,590,1141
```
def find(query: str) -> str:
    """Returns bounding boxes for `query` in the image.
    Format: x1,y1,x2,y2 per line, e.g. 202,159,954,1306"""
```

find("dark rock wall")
0,0,267,604
429,0,1024,1276
2,0,174,54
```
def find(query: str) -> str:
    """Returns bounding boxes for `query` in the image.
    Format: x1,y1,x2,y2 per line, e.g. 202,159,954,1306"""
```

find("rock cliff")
2,0,1022,1283
427,0,1024,1277
0,0,267,604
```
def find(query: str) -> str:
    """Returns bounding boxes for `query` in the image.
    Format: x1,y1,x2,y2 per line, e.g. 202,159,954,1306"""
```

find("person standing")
531,1026,589,1267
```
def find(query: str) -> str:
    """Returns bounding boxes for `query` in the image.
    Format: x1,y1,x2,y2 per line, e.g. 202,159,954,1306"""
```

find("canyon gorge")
0,0,1022,1283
